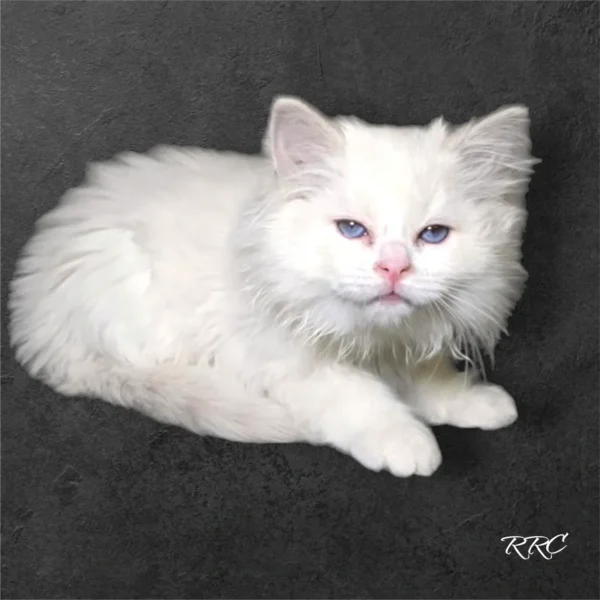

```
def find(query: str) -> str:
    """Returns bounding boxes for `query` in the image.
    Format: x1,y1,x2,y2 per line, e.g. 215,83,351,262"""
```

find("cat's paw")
444,384,518,430
347,415,442,477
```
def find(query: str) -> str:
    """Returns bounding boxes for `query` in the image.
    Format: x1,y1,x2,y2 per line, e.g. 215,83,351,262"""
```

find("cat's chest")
357,348,420,389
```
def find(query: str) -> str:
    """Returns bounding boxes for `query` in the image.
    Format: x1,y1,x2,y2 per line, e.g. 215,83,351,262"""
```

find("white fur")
9,96,538,476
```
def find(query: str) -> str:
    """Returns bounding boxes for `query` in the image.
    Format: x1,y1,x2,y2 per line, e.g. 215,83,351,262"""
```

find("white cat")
9,96,538,476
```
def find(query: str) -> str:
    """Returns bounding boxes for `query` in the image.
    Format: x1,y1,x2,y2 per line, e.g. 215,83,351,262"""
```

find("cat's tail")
51,360,301,444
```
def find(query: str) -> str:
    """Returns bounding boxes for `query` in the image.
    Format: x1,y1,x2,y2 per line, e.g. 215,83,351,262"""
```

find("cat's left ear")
452,105,540,202
264,96,343,178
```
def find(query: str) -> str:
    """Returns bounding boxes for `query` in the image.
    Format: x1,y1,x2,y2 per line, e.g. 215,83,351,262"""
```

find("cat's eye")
418,225,450,244
336,219,368,239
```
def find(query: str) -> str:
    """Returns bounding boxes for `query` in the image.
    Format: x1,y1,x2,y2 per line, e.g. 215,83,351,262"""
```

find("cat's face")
254,97,537,353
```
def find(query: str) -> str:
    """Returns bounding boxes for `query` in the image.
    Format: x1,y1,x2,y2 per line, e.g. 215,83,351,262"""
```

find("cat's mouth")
334,288,415,309
371,292,413,307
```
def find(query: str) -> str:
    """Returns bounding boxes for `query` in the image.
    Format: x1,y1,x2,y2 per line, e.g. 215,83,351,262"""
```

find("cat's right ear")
264,96,343,178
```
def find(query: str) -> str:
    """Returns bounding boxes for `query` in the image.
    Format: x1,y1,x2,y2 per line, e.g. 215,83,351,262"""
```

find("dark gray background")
2,2,598,598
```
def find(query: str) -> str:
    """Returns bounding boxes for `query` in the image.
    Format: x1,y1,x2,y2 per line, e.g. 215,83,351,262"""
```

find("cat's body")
9,97,538,476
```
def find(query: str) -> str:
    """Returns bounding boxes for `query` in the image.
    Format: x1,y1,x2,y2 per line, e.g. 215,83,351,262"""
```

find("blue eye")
336,219,368,239
419,225,449,244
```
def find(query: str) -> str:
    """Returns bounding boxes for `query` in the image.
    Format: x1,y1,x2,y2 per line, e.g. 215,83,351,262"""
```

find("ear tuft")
264,96,343,178
452,105,540,203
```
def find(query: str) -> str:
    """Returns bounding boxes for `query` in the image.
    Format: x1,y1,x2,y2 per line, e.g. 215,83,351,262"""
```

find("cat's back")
21,145,270,253
9,146,272,380
76,145,269,230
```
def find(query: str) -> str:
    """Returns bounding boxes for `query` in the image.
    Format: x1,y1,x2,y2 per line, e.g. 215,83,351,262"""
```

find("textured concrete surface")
1,2,598,598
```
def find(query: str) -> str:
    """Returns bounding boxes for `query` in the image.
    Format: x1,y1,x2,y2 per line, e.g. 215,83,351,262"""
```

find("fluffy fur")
9,96,538,476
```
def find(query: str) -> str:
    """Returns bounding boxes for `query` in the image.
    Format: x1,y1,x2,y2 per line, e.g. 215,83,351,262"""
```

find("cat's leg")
75,360,305,445
274,364,442,477
406,354,518,430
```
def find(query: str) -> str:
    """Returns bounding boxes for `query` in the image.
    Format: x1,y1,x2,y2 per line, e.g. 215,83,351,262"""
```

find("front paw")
444,383,518,430
347,414,442,477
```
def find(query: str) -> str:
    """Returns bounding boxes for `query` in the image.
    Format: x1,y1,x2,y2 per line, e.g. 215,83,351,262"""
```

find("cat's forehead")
337,121,456,225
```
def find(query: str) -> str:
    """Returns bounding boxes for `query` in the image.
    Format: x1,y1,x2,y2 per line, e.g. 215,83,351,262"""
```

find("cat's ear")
452,105,540,202
264,96,343,178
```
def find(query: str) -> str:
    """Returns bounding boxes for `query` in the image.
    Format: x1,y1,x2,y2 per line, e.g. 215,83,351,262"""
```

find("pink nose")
374,242,411,285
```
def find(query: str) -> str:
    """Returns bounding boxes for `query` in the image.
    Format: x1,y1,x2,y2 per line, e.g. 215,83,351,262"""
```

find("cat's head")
241,96,538,360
